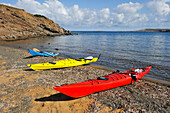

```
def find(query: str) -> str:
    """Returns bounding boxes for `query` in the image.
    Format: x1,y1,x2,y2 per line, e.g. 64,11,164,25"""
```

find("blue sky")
1,0,170,31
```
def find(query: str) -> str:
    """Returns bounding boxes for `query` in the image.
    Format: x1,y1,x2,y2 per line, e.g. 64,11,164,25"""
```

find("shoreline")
0,44,169,86
0,32,72,41
0,45,169,112
1,44,169,86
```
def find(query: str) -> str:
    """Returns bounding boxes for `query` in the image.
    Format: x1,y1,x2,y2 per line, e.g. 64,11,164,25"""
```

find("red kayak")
53,66,152,98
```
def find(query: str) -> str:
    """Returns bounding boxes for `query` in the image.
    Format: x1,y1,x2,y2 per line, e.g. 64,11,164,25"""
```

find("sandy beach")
0,45,169,113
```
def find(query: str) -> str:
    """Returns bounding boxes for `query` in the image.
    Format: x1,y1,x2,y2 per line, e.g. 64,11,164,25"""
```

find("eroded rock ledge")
0,4,71,41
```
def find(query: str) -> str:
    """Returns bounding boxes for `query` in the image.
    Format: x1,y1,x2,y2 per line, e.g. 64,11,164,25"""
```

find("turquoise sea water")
1,31,170,83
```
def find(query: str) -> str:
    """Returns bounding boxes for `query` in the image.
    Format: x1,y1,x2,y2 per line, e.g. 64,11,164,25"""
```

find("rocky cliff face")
0,4,71,40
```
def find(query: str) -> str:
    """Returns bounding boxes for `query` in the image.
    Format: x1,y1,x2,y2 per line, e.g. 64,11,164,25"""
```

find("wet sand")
0,45,169,112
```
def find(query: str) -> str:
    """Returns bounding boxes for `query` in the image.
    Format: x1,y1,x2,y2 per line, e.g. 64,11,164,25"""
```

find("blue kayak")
28,49,59,57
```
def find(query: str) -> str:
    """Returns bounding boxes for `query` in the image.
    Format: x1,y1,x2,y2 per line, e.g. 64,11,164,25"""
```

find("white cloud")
14,0,169,30
16,0,41,12
114,2,143,14
112,2,148,27
99,8,110,19
147,0,170,16
67,5,84,23
146,0,170,27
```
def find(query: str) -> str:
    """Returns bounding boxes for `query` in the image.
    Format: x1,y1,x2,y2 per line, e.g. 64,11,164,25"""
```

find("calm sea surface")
1,31,170,83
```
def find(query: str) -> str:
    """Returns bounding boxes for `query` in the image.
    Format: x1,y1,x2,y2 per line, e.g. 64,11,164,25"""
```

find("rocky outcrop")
0,4,71,40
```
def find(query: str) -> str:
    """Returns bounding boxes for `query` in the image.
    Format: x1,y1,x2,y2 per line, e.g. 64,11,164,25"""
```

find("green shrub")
34,14,47,19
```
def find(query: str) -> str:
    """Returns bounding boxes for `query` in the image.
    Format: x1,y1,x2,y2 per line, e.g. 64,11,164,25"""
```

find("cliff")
0,4,71,41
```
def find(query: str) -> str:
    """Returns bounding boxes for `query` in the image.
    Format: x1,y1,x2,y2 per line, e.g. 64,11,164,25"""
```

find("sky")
1,0,170,31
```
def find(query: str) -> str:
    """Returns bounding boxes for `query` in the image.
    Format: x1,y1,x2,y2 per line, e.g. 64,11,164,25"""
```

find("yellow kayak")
27,56,99,71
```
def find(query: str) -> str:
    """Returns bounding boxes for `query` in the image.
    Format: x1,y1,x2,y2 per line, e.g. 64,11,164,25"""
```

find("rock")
0,4,72,41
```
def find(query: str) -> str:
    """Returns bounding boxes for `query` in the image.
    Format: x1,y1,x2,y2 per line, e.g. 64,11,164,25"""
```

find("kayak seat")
75,59,82,61
49,62,56,64
97,77,109,80
131,73,137,81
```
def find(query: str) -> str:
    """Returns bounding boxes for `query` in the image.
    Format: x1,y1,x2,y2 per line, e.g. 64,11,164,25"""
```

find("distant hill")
0,4,71,40
137,29,170,32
